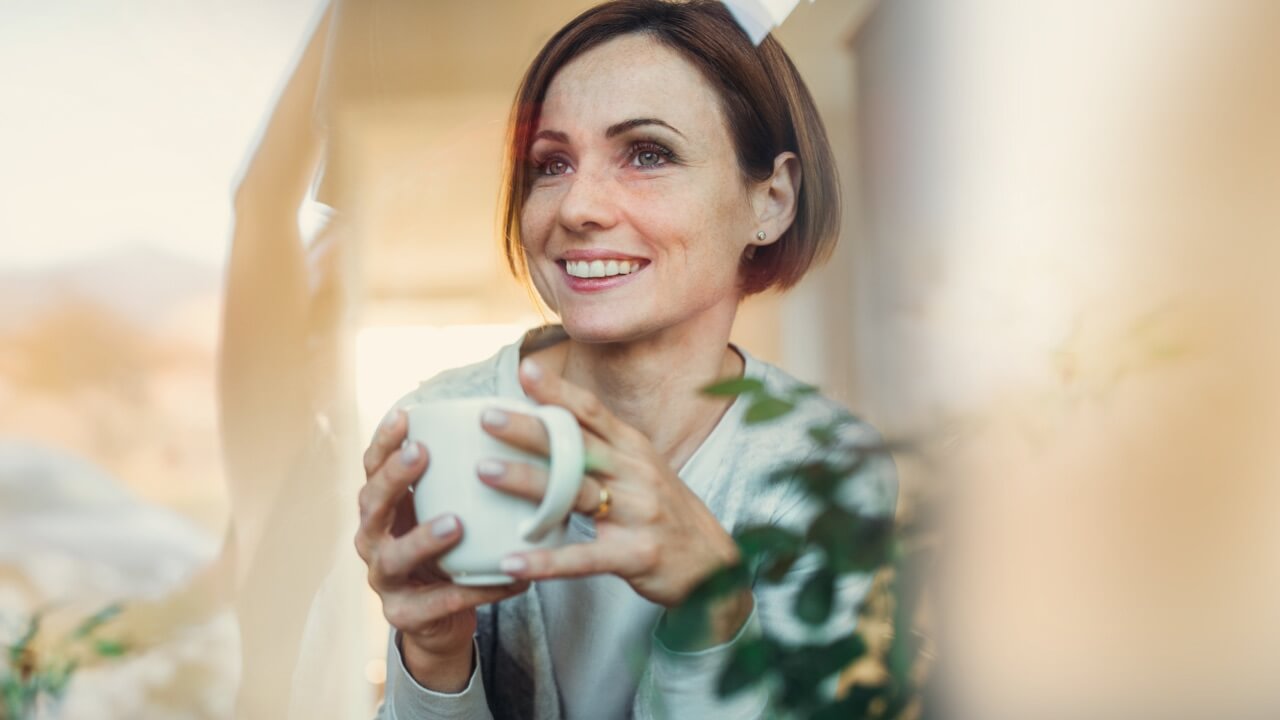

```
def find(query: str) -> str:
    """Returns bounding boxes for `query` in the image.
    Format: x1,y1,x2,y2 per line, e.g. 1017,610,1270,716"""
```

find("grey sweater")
375,328,897,719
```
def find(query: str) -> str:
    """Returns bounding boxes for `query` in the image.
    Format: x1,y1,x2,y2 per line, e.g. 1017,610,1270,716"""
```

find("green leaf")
663,565,747,651
745,396,795,424
809,508,894,574
770,459,853,500
701,377,764,397
811,684,885,720
73,603,122,639
735,525,803,561
4,676,32,720
761,550,799,584
766,636,870,712
773,645,828,709
810,635,867,676
716,636,773,697
93,639,126,657
658,602,709,651
44,659,77,698
735,526,805,584
795,567,836,625
789,383,820,398
807,425,838,447
692,563,751,602
9,613,40,665
666,563,751,652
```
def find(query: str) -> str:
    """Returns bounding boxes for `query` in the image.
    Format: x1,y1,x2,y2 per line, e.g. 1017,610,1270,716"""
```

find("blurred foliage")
3,296,152,398
1,603,129,720
671,378,935,719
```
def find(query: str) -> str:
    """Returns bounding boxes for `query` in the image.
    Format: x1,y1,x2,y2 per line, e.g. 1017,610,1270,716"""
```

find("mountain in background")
0,244,222,334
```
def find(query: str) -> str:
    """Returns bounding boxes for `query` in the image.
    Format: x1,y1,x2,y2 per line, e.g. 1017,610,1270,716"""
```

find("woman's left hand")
476,357,742,610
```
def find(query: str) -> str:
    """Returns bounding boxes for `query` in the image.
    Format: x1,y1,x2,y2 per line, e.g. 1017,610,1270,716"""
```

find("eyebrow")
606,118,684,138
531,118,685,145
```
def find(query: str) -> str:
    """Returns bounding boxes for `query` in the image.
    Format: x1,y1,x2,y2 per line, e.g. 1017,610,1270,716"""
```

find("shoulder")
727,356,898,522
390,346,507,409
733,356,859,464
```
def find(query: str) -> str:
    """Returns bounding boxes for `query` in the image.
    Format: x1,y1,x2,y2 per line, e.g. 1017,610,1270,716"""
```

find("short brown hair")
499,0,840,295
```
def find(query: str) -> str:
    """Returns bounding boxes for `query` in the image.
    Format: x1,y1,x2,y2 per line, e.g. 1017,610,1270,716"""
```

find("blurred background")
2,0,1279,718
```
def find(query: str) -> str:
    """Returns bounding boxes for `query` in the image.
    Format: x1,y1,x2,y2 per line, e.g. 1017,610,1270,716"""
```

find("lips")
556,256,648,293
564,258,642,278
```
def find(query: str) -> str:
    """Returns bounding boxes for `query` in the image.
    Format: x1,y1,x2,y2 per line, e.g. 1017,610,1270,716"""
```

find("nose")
556,165,619,234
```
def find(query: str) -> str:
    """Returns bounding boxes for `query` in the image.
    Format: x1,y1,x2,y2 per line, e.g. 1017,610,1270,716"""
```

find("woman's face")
520,33,761,344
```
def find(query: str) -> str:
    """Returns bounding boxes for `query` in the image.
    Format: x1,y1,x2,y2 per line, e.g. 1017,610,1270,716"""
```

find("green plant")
1,603,129,720
669,378,934,719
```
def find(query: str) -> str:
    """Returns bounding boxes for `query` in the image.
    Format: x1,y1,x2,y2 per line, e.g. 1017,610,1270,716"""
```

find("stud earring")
755,230,767,242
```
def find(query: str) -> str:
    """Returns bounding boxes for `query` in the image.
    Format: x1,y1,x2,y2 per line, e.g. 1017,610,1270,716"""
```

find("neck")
536,304,745,470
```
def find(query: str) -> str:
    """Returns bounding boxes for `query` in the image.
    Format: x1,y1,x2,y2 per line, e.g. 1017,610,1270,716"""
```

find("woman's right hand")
355,408,530,691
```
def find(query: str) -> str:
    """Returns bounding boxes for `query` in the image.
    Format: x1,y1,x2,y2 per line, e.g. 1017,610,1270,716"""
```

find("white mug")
405,397,584,585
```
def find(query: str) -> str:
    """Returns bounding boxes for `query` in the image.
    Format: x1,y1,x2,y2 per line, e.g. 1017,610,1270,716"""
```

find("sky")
0,0,326,270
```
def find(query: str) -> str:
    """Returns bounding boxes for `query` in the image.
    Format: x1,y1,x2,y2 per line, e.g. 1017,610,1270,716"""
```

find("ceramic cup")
405,397,584,585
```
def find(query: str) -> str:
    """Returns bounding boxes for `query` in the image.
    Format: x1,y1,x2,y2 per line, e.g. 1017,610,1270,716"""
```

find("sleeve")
374,628,494,720
633,600,771,719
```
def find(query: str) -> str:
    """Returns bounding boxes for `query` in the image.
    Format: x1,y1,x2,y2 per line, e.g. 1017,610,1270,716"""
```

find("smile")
563,259,642,278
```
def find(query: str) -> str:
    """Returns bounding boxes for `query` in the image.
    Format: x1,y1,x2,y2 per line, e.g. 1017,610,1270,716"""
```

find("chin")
558,311,652,345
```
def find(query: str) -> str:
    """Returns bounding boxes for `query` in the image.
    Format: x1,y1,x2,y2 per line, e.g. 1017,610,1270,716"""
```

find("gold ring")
592,485,612,521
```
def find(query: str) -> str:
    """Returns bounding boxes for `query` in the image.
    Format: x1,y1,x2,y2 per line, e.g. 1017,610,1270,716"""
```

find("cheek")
620,181,725,255
520,193,557,248
519,196,561,306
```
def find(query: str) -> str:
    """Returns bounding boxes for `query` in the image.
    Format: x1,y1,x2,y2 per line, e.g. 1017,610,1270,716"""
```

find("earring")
755,230,767,242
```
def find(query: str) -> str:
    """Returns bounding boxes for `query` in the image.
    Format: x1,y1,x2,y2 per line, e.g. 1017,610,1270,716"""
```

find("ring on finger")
591,484,612,521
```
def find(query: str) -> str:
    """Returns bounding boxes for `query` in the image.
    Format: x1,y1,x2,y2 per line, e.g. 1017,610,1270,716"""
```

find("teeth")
564,259,641,278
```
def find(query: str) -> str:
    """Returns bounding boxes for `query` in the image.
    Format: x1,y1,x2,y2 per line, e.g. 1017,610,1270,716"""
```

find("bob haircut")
499,0,840,296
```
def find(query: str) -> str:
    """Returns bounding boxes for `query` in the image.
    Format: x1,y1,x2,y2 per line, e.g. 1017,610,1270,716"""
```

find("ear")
749,151,801,247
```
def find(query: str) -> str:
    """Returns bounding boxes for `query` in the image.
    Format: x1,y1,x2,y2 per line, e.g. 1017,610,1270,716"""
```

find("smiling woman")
501,2,840,300
519,32,786,344
357,2,895,719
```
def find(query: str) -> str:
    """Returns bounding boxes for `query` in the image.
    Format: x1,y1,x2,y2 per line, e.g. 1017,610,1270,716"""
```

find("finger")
479,408,550,456
357,440,427,535
363,407,409,477
368,514,460,587
383,581,532,635
500,539,653,581
481,411,616,474
477,459,606,515
517,358,636,446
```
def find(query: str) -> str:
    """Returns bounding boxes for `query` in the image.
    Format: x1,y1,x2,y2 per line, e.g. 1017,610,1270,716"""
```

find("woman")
357,1,896,717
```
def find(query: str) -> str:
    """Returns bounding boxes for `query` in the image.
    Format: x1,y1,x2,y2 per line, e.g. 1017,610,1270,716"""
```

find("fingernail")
431,515,458,538
520,358,542,381
476,459,505,479
499,556,527,574
380,408,402,431
481,408,508,428
399,442,421,464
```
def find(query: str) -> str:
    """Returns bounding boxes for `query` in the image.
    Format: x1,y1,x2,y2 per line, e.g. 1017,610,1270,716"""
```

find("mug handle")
517,404,585,543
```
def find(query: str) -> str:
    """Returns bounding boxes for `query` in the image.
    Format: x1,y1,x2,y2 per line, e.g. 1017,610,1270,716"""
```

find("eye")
531,154,573,177
629,142,675,169
636,150,662,167
541,158,572,176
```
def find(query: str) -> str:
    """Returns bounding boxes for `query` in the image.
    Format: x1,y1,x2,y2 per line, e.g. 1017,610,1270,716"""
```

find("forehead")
538,33,727,135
